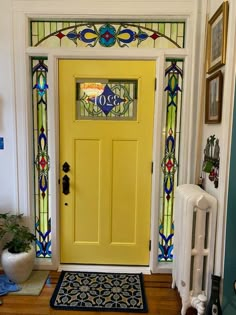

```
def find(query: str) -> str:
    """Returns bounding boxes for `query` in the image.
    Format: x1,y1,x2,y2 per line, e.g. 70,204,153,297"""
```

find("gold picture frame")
207,1,229,74
205,70,223,124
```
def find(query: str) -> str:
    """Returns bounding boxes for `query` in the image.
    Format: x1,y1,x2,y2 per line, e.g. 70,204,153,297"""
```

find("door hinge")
149,240,151,251
58,179,60,184
151,161,154,174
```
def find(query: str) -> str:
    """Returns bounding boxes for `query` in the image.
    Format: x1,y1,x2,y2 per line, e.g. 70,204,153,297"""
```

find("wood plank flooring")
0,271,184,315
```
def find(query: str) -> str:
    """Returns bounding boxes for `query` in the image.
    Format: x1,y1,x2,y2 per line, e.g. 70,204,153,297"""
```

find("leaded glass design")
158,59,183,262
30,21,185,49
76,80,137,120
32,57,51,258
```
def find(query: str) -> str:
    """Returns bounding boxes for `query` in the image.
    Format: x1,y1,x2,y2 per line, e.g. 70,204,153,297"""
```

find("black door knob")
62,175,70,195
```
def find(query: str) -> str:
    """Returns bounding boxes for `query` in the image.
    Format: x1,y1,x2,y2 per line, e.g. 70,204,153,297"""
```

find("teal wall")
223,83,236,314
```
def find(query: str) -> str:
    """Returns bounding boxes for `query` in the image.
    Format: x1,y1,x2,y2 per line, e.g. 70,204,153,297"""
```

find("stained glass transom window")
158,59,183,262
76,80,137,120
30,21,185,49
32,57,51,258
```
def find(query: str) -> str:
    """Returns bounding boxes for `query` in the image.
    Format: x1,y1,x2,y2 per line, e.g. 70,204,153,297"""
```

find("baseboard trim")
58,264,151,274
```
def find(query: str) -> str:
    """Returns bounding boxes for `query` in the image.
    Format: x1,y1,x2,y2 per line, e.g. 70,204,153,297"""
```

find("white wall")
199,0,236,276
0,0,18,212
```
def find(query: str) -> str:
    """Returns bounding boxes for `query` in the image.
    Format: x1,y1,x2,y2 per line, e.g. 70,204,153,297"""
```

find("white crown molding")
13,0,194,17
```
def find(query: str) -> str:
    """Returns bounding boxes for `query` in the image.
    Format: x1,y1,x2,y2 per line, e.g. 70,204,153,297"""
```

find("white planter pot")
1,245,35,283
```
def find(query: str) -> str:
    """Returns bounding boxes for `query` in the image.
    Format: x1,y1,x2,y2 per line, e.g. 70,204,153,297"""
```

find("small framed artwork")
205,70,223,124
207,1,229,74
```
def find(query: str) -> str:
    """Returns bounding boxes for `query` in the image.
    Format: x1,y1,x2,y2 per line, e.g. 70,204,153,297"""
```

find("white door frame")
12,0,202,273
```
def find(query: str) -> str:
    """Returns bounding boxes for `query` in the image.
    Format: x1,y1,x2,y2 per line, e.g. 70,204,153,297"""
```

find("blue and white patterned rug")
50,271,148,312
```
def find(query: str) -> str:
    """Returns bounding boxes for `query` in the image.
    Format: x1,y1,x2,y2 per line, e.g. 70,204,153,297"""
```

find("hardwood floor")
0,271,184,315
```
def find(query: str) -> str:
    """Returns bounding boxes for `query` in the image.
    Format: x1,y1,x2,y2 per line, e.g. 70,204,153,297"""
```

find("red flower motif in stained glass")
39,156,48,169
102,31,114,41
150,33,159,40
56,31,65,40
165,159,174,172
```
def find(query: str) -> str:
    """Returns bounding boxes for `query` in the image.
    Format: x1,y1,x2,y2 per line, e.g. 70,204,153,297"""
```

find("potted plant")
0,213,36,283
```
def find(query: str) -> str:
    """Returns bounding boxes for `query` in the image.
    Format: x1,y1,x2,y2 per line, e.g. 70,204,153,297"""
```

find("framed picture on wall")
205,70,223,124
207,1,229,74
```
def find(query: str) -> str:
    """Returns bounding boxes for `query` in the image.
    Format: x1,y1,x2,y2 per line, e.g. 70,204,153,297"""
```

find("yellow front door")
59,59,155,265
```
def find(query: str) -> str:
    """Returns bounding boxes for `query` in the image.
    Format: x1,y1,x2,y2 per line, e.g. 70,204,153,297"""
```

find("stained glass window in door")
76,80,137,120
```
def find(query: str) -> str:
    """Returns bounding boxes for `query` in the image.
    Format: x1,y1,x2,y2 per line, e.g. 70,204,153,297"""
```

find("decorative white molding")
47,54,60,269
13,10,31,217
13,0,194,16
185,0,208,184
26,48,188,58
150,53,165,273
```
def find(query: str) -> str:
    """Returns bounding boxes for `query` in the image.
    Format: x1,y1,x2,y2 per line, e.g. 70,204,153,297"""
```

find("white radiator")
172,184,217,315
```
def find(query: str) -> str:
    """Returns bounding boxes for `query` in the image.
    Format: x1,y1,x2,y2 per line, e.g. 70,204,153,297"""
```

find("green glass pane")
159,23,165,34
38,22,45,42
50,22,57,33
44,22,51,38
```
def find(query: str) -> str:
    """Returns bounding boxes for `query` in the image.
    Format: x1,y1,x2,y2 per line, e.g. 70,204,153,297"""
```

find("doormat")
9,270,49,296
50,271,148,312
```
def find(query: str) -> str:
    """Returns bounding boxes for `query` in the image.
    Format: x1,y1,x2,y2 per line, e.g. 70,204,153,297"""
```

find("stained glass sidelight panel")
158,59,183,262
30,21,185,49
76,80,137,120
32,57,51,258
